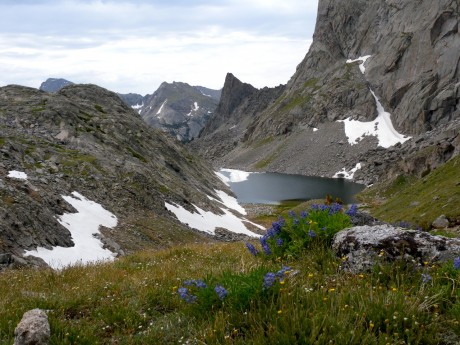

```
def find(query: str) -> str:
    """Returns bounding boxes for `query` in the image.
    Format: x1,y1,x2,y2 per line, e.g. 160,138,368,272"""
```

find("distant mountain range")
39,78,221,142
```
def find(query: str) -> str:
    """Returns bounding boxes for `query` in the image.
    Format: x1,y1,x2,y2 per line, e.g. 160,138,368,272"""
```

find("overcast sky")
0,0,318,95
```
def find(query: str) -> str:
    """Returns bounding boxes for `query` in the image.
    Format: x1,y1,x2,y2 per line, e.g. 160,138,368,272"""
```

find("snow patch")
165,202,262,237
207,189,247,215
339,90,411,148
219,169,252,183
340,55,411,148
313,127,318,132
346,55,372,74
193,102,199,111
24,192,118,269
7,171,28,180
156,99,167,115
333,163,362,180
131,102,143,110
215,171,230,186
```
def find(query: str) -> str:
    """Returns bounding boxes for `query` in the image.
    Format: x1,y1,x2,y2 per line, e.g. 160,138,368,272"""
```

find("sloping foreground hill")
0,84,257,267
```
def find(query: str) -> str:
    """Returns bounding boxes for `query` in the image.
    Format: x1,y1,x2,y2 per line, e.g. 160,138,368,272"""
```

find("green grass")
1,239,458,344
358,155,460,229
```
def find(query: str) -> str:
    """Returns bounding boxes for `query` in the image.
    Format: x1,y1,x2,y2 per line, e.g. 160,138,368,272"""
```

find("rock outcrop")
332,224,460,273
14,309,50,345
0,84,231,264
192,0,459,181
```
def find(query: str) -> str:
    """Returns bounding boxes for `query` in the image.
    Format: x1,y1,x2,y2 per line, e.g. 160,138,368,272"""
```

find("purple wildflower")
177,287,197,303
263,272,277,289
293,218,299,226
421,274,432,284
308,230,316,238
329,203,342,215
454,257,460,270
261,242,272,255
311,204,319,211
183,279,207,288
272,221,282,234
276,265,291,278
214,285,228,300
300,211,308,219
345,204,358,217
288,210,296,218
267,227,276,238
277,216,285,226
245,242,259,256
276,238,284,247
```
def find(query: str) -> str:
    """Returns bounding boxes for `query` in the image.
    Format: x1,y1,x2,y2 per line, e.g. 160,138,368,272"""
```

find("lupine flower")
345,204,358,217
329,203,342,215
454,257,460,270
421,273,432,284
261,242,272,255
300,211,308,219
276,266,291,278
177,287,197,303
245,242,259,256
288,210,296,218
272,221,282,234
277,216,286,226
267,227,276,238
293,218,299,226
276,238,284,247
311,204,319,211
308,230,316,238
214,285,228,300
183,279,207,288
263,272,277,289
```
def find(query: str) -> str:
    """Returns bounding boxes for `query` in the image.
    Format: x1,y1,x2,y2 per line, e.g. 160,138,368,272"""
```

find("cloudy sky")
0,0,318,95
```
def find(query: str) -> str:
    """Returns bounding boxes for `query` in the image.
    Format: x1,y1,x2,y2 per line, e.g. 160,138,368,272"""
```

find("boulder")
14,309,50,345
332,224,460,273
432,215,450,229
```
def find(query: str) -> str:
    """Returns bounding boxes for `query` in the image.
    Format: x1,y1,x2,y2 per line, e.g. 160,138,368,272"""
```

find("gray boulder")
332,224,460,273
432,215,450,229
14,309,50,345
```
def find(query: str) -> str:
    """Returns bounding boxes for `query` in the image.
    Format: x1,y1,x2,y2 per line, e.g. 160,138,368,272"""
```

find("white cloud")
0,0,318,94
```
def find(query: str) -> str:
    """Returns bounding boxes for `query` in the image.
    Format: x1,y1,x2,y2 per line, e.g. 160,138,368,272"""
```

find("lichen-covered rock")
332,224,460,273
14,309,50,345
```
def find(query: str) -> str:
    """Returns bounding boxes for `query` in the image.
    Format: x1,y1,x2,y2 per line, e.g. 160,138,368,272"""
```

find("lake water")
217,169,365,205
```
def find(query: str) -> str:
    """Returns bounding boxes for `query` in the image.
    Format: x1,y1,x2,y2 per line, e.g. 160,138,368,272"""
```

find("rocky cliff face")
0,84,233,265
192,0,459,183
139,82,220,142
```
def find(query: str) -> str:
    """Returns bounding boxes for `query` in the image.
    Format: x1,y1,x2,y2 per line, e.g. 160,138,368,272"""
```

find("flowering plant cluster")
263,266,292,289
247,203,355,259
177,279,228,304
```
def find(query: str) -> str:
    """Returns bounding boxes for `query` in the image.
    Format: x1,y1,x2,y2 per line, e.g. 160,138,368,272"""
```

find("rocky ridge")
0,84,235,267
192,0,459,184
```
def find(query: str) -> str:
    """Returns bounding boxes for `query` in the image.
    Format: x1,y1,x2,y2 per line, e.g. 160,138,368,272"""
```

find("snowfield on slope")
25,192,118,269
339,56,411,148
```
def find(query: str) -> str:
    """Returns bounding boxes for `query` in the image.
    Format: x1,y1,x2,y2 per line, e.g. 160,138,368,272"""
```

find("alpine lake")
218,169,365,205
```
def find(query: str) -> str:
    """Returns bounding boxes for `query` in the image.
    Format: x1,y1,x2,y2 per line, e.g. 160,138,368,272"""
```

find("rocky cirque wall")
192,0,459,182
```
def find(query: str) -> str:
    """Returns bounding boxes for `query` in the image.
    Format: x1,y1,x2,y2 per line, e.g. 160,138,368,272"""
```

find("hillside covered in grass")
1,205,459,344
358,154,460,231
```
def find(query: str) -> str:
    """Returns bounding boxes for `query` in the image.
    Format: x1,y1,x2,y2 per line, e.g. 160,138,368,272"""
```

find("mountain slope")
192,0,459,183
0,84,253,266
139,82,220,142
